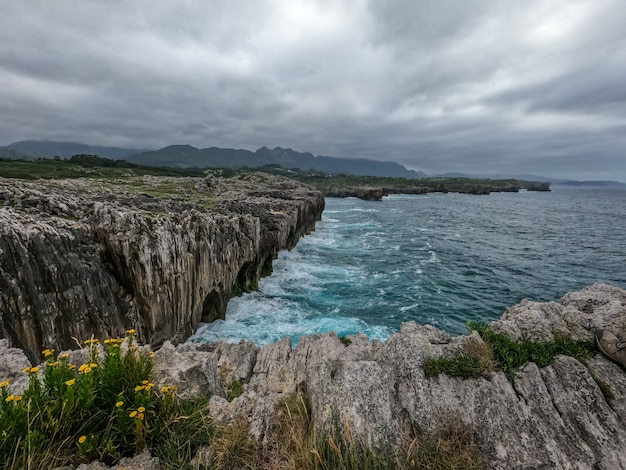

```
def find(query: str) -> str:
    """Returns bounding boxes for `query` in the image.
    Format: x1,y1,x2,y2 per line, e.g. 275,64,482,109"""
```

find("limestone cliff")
0,174,324,360
149,284,626,470
2,285,625,468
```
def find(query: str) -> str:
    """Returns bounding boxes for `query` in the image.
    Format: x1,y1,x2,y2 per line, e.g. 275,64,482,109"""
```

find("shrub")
0,331,213,470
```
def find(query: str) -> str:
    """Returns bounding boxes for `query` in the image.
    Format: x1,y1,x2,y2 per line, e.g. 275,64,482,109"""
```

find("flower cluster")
0,332,186,467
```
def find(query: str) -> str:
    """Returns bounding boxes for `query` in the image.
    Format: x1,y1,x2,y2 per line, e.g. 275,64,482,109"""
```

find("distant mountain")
2,140,147,159
1,140,422,178
127,145,422,178
0,147,30,160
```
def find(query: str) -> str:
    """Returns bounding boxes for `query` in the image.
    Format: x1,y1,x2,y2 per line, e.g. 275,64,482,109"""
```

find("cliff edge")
0,174,324,360
149,283,625,469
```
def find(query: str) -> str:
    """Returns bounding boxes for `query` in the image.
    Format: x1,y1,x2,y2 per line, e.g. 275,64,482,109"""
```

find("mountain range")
0,140,422,178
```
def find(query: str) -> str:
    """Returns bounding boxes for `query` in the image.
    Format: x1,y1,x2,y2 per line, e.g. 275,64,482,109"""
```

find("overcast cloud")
1,0,625,180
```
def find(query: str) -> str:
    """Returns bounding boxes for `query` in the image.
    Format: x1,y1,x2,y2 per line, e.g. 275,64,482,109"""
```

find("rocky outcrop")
323,186,387,200
0,174,324,360
2,284,625,468
150,284,625,469
521,181,552,191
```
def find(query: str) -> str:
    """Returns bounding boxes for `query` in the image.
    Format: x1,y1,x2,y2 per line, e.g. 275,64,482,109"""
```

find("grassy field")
0,157,541,194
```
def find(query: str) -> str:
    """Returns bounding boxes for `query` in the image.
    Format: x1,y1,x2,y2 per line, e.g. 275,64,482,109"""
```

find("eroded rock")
0,174,324,360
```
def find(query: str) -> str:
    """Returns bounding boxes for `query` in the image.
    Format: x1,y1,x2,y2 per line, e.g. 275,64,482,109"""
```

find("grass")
226,379,244,402
265,393,484,470
0,157,206,180
424,337,493,380
424,322,596,381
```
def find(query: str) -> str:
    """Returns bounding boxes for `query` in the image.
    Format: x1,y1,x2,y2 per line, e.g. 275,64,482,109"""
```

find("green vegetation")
424,323,596,381
108,180,216,210
0,340,485,470
424,338,494,380
226,379,244,402
0,156,206,180
0,330,217,469
0,155,545,196
338,336,352,347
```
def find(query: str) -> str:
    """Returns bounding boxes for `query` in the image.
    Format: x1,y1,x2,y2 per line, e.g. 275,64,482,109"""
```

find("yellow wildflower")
160,386,170,393
48,361,60,367
145,382,154,391
65,379,76,386
14,395,22,402
26,367,40,374
129,411,137,418
23,367,31,373
115,401,124,408
42,349,55,357
78,435,86,444
59,353,69,360
137,412,144,420
137,406,145,413
83,338,99,345
89,363,98,368
68,363,76,370
148,351,155,358
134,385,145,392
79,365,92,374
125,329,136,335
5,395,15,402
0,380,9,388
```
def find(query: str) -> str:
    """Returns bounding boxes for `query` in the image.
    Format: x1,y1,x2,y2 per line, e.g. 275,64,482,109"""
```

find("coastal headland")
0,174,324,361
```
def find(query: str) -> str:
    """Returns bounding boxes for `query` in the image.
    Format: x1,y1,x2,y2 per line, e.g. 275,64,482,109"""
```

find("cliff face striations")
0,174,324,360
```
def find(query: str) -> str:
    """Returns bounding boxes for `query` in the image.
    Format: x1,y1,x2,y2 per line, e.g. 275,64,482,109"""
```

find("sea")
188,186,626,346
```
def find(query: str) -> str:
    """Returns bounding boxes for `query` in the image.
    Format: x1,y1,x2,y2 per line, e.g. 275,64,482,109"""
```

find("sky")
1,0,625,181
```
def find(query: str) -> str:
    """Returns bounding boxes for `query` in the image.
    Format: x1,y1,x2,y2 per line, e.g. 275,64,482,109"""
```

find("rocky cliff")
0,174,324,361
2,285,625,468
149,284,626,469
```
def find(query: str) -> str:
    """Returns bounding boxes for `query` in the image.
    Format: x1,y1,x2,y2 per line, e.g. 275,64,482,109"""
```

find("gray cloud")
1,0,625,181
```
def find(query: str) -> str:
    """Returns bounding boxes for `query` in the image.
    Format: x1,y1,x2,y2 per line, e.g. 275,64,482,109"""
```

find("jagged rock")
148,284,626,469
0,175,324,360
0,338,31,394
323,186,387,200
152,341,222,399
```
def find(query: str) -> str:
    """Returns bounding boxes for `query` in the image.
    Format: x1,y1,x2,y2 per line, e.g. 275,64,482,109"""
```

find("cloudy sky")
1,0,625,181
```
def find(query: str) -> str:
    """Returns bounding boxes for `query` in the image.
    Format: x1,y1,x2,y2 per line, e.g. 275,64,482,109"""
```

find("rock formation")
2,284,625,468
0,174,324,361
151,284,626,469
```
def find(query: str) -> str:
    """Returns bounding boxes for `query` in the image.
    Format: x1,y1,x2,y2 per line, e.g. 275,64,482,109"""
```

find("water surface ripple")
189,188,626,346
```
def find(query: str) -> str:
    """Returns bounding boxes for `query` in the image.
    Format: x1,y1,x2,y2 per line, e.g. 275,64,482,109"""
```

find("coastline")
0,174,324,360
2,283,625,468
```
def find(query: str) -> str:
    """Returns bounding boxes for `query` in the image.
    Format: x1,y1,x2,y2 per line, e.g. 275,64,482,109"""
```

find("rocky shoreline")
1,284,625,469
0,174,324,361
321,180,551,200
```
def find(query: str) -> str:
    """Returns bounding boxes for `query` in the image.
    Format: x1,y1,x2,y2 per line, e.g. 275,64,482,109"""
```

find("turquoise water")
189,187,626,346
